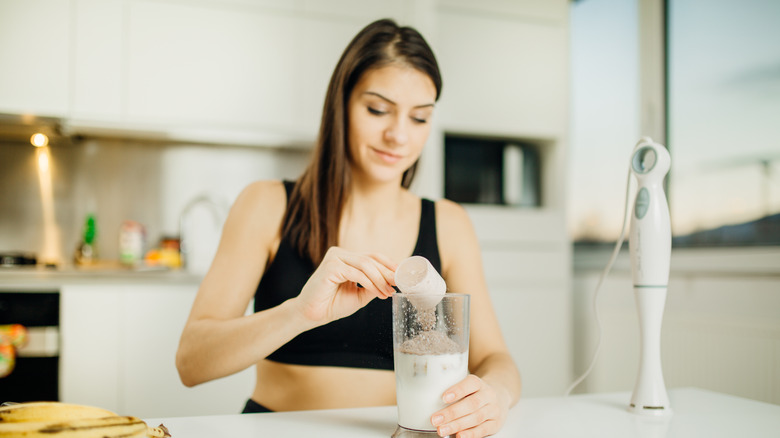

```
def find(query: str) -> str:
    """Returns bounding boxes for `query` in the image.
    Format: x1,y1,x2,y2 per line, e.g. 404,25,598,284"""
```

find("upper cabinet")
0,0,70,117
437,0,568,23
0,0,568,147
291,17,362,137
124,2,298,132
434,1,569,139
72,0,124,121
0,0,413,146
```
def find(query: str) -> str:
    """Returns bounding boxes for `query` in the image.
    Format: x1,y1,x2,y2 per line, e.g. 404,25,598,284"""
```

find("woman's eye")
411,116,428,124
367,107,386,116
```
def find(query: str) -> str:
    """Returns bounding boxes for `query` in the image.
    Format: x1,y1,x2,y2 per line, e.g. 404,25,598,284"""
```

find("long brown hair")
282,18,442,264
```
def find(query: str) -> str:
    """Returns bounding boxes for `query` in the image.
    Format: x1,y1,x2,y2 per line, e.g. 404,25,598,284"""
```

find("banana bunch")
0,402,170,438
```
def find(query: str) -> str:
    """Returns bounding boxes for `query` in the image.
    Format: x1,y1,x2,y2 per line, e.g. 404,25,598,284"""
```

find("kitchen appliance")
627,137,672,416
565,137,672,417
0,291,61,402
392,293,469,437
0,252,38,267
444,134,540,207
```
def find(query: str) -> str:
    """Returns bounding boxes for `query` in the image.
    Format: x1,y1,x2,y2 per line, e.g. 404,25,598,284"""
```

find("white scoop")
394,256,446,310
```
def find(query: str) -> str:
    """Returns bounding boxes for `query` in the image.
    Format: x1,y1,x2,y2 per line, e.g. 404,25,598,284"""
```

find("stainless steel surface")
0,135,309,265
0,114,62,143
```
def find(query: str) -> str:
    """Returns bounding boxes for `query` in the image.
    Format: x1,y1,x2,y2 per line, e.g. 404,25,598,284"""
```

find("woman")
176,18,521,438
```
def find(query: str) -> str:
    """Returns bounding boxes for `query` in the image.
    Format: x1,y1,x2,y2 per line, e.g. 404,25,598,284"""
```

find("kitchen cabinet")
71,0,124,120
291,17,364,138
60,283,254,418
60,287,122,412
1,0,569,145
125,1,297,133
469,207,572,397
0,0,70,117
491,282,570,397
430,0,571,397
435,9,568,138
120,0,412,143
572,248,780,404
1,0,418,145
438,0,568,23
3,0,572,145
298,0,406,21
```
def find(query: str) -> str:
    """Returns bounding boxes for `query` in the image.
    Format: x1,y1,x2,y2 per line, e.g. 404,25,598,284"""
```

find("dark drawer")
0,292,60,326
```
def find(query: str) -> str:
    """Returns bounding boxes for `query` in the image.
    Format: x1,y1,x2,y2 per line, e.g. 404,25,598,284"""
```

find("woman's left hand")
430,374,510,438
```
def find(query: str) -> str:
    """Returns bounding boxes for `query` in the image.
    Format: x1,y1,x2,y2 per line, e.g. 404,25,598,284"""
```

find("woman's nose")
384,117,409,146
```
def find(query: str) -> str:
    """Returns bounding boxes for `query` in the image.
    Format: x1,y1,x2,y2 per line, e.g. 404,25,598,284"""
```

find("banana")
0,402,171,438
147,424,171,438
0,402,117,423
0,415,147,438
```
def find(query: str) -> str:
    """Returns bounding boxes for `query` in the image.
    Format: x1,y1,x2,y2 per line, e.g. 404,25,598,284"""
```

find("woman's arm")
175,181,397,387
432,199,522,438
176,180,300,386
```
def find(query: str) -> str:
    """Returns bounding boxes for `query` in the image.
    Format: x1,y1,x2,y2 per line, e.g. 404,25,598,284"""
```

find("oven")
0,290,60,402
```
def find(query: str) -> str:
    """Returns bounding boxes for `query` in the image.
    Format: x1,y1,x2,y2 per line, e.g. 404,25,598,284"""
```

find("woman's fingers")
336,262,393,299
332,250,396,298
298,247,400,323
432,375,504,438
441,374,482,404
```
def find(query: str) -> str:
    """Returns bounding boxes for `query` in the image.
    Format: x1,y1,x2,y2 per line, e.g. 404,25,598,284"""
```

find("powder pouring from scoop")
394,256,446,310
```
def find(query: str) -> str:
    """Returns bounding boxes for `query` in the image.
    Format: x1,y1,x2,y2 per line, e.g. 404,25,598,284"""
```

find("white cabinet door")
119,284,254,418
125,1,297,132
435,10,568,138
290,1,423,140
61,283,254,418
291,17,362,138
299,0,406,22
0,0,70,117
438,0,568,23
482,244,572,397
60,286,122,412
468,205,572,397
490,283,571,397
71,0,124,120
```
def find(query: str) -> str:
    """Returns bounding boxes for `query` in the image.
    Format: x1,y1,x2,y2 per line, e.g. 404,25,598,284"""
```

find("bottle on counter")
74,214,97,266
119,220,146,267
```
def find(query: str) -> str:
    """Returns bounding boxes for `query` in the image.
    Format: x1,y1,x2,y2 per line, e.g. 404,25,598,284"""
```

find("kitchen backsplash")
0,137,310,271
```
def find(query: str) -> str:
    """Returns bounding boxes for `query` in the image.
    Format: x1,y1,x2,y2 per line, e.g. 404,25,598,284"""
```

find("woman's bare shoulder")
227,180,288,241
434,198,473,234
433,199,481,278
237,180,287,207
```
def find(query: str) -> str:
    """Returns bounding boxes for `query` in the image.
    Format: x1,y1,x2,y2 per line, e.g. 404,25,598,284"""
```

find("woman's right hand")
294,247,397,325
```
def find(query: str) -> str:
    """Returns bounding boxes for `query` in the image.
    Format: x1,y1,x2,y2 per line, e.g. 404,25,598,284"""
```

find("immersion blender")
627,137,673,416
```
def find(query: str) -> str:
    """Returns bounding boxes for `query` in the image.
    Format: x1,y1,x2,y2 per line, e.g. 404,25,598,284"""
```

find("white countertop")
144,388,780,438
0,266,202,289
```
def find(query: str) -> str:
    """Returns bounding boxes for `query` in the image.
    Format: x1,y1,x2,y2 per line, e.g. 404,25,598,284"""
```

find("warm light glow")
37,149,50,172
31,132,49,147
35,146,62,265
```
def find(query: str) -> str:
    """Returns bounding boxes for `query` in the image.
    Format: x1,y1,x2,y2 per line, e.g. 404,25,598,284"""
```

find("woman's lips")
373,148,403,164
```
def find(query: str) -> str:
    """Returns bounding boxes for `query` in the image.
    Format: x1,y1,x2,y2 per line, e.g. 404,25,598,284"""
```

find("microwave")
444,134,541,207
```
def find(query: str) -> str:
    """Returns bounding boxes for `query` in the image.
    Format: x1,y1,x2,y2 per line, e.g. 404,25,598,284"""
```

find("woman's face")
347,64,437,184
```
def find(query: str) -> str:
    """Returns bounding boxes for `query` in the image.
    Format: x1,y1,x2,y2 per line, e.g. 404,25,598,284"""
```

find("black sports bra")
253,181,441,370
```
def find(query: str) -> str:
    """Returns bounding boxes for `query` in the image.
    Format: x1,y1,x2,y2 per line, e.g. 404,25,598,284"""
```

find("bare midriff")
251,359,396,411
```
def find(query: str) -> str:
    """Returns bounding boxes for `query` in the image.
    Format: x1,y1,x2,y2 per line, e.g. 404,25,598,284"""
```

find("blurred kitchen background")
0,132,310,272
1,0,778,419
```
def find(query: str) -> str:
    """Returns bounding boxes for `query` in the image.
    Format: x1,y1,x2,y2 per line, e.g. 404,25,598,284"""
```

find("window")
667,0,780,246
570,0,780,247
569,0,640,244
